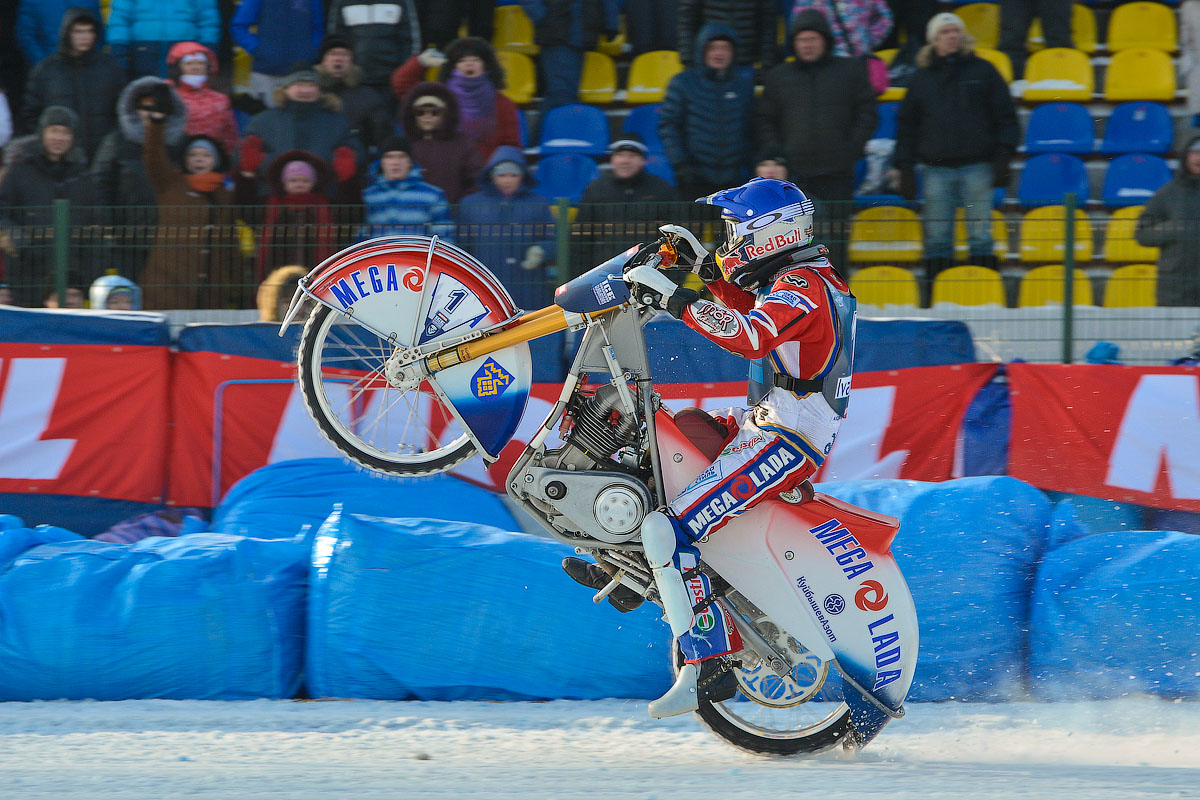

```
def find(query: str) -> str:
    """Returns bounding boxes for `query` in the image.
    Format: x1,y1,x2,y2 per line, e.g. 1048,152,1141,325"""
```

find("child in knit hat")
251,150,338,280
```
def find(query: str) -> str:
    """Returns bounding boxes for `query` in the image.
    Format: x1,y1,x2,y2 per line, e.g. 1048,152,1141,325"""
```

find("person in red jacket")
165,41,239,158
566,178,859,718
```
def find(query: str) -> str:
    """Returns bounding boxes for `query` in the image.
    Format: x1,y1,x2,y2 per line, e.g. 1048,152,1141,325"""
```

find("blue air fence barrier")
305,508,673,701
0,527,308,701
1030,530,1200,701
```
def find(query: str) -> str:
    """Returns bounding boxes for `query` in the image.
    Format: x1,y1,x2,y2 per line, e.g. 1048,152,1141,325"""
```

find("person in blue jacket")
104,0,220,79
359,136,454,243
230,0,326,109
16,0,101,69
456,145,557,311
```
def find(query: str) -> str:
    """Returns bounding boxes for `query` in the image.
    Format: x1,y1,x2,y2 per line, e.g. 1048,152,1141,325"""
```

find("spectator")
398,82,482,204
391,37,522,162
16,0,101,70
166,42,239,159
787,1,891,57
139,97,243,309
457,145,556,311
256,264,308,322
251,150,339,279
315,34,392,155
0,107,99,306
998,0,1072,81
879,0,937,78
626,0,678,56
414,0,494,51
1182,1,1200,128
677,0,779,72
230,0,325,109
573,133,679,277
660,21,755,200
755,154,788,180
327,0,422,96
1135,135,1200,307
105,0,220,79
42,270,87,308
89,273,142,309
20,7,125,161
892,12,1017,296
519,0,619,113
756,9,876,270
360,136,454,241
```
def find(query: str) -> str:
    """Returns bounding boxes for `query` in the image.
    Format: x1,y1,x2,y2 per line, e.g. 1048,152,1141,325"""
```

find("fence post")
53,199,70,306
1062,192,1076,364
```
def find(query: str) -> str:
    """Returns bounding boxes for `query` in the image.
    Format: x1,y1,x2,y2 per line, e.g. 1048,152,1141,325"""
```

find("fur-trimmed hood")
916,38,977,68
438,36,506,90
265,148,335,195
117,77,189,145
256,265,307,321
2,133,89,170
316,62,366,90
399,81,462,141
268,86,344,113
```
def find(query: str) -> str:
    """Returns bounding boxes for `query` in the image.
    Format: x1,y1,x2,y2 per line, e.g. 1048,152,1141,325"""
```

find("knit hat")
490,160,523,178
318,34,355,61
38,105,79,134
280,63,321,87
186,138,220,162
378,136,413,157
926,12,966,43
282,160,317,182
607,132,648,157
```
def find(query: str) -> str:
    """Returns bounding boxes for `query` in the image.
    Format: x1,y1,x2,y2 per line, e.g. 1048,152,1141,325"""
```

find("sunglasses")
416,108,444,117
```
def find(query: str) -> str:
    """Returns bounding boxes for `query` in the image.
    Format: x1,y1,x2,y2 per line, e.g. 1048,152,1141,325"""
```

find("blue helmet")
699,178,816,289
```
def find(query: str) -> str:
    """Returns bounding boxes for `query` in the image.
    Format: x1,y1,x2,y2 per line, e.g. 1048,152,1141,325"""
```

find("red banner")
1008,363,1200,512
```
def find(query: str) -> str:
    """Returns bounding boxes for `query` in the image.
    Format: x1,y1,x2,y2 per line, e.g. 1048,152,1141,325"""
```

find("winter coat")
167,43,240,159
105,0,220,47
230,0,325,77
316,63,392,154
360,161,454,241
572,167,679,277
518,0,618,51
91,77,189,207
398,81,482,204
16,0,102,67
659,21,755,187
20,7,126,159
140,120,243,309
1135,135,1200,307
677,0,780,69
245,90,363,170
893,45,1019,169
456,145,557,311
756,11,876,180
787,0,892,57
327,0,422,88
253,149,339,279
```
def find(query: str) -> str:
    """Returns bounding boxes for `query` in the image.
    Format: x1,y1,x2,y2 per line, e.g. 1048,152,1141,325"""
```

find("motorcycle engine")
553,383,641,471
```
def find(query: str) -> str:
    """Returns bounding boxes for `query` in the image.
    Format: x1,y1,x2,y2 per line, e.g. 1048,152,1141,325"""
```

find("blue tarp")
0,306,170,346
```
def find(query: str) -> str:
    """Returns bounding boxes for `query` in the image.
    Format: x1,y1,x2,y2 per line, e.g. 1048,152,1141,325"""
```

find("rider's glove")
659,224,720,284
624,264,699,318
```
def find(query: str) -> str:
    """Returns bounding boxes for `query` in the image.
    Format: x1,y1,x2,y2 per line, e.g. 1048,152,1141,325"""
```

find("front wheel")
297,304,477,476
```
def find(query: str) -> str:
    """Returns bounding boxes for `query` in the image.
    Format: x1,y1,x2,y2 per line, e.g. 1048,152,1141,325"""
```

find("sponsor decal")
682,442,802,536
769,290,806,309
743,224,814,260
592,279,616,306
471,358,513,400
681,461,722,494
823,594,846,615
692,302,740,338
835,375,852,400
796,575,837,643
329,263,406,309
732,200,815,235
420,276,488,344
855,579,889,612
719,432,766,457
868,613,903,690
781,274,809,290
807,518,875,580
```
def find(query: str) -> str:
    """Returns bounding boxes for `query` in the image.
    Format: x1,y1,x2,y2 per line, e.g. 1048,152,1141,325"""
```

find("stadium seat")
1017,153,1090,208
1099,102,1173,155
1017,265,1094,306
848,206,923,263
493,4,539,55
233,47,252,94
496,51,536,104
1107,2,1177,53
871,50,908,102
975,47,1013,82
1028,4,1097,54
958,3,1000,49
1101,154,1171,208
578,51,617,104
644,153,676,185
1023,48,1094,102
853,159,913,208
849,266,920,306
516,107,528,147
1102,206,1160,263
596,17,627,58
1018,206,1094,263
622,104,666,153
538,104,610,156
1104,48,1176,102
874,101,900,139
626,50,682,104
1024,102,1093,154
1102,264,1157,307
535,154,599,204
931,265,1007,306
954,208,1009,260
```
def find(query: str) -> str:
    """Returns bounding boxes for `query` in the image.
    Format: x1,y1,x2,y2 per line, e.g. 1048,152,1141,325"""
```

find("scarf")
446,71,496,145
186,171,225,193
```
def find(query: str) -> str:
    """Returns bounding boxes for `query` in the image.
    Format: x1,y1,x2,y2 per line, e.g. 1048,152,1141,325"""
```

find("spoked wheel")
298,304,477,475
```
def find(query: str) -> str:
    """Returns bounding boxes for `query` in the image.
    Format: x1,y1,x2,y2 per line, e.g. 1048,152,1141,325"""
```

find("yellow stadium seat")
597,17,627,58
496,51,536,105
957,3,1000,50
578,51,617,104
954,208,1009,260
1017,264,1094,306
1029,4,1098,54
233,47,252,94
931,265,1007,306
1023,48,1094,102
872,49,907,102
1103,264,1157,307
1103,206,1160,263
1019,206,1094,263
1107,2,1176,53
849,266,920,306
849,206,923,263
493,5,539,55
1105,48,1176,102
625,50,683,104
975,48,1013,83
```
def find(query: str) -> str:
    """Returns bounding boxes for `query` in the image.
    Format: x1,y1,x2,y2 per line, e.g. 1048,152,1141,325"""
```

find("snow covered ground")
2,698,1198,798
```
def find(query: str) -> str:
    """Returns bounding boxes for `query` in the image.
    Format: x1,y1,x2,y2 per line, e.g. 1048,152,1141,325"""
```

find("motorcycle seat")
672,407,733,462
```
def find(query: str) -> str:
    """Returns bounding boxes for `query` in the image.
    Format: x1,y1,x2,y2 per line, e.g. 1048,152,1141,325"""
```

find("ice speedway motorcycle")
281,235,918,756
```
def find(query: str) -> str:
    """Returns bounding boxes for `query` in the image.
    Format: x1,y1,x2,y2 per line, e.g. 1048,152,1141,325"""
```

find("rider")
562,178,857,718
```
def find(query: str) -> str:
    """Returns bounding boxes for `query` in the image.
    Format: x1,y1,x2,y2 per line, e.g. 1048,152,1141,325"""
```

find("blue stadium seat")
1099,102,1173,155
1102,153,1172,208
853,158,915,208
874,101,900,140
1017,153,1090,208
622,104,666,154
516,107,528,147
644,153,676,185
538,104,610,156
1024,102,1093,154
535,153,599,203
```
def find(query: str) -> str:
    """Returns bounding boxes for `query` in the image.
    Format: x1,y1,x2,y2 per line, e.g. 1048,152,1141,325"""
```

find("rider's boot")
561,557,645,612
641,510,699,718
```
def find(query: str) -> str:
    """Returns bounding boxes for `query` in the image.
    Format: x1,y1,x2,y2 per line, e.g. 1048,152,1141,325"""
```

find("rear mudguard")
656,408,918,744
